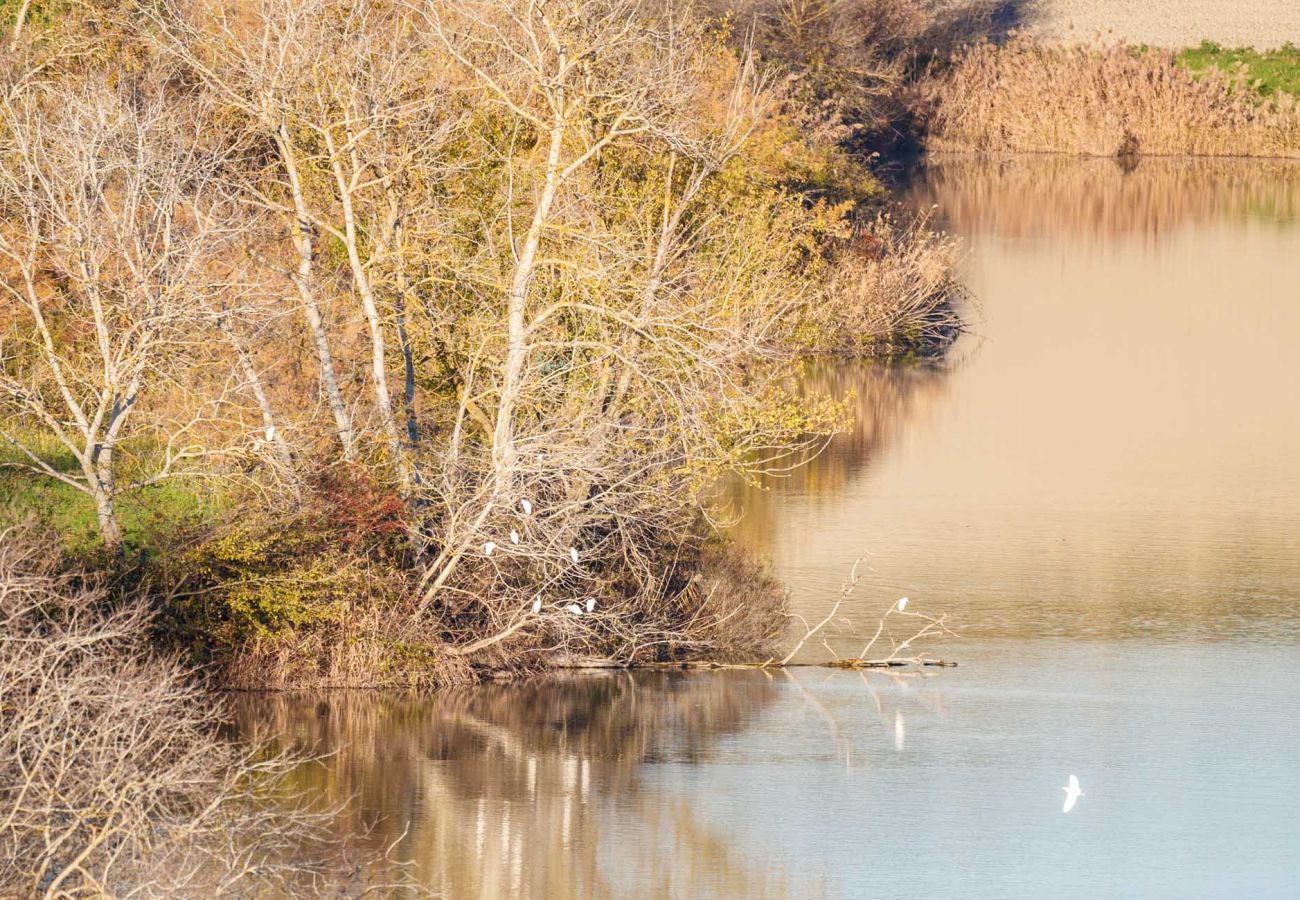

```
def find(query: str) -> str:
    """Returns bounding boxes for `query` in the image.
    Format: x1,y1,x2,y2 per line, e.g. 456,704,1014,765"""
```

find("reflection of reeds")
234,673,786,898
912,154,1300,244
928,38,1300,158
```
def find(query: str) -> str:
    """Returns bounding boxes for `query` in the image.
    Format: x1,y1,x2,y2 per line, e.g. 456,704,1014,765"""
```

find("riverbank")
925,37,1300,158
2,0,968,697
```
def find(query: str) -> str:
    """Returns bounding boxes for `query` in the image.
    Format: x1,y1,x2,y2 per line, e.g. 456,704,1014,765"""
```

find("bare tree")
0,81,238,552
406,0,843,654
154,0,465,487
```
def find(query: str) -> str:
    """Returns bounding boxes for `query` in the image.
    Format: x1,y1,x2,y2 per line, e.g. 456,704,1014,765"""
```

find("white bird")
568,547,579,563
520,498,533,515
531,597,543,614
510,530,520,544
894,710,905,751
484,541,497,556
1062,775,1083,813
565,603,583,615
585,597,596,613
897,597,909,611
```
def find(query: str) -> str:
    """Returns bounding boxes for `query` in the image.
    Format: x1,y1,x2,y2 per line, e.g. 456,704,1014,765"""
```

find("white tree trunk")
277,125,356,461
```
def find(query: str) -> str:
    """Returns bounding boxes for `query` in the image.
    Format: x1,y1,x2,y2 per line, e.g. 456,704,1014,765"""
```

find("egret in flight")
1062,775,1083,813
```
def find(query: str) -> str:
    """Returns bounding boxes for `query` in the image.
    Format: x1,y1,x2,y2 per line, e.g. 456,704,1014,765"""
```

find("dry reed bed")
810,215,967,356
928,38,1300,158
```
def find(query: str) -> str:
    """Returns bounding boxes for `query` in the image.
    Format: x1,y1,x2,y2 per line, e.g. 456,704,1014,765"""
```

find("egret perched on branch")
569,547,579,563
586,598,596,613
483,541,497,556
897,597,909,611
532,597,543,614
1062,775,1083,813
511,530,520,544
565,603,583,615
520,498,533,515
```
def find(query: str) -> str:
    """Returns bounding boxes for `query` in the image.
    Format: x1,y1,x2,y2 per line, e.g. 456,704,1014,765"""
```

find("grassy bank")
1178,41,1300,97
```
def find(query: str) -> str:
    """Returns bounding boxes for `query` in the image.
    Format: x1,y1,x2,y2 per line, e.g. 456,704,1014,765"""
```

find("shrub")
0,527,339,895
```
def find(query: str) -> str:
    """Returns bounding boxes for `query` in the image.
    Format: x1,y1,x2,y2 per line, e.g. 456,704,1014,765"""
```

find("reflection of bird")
894,711,905,751
569,547,579,563
484,541,497,556
1062,775,1083,813
532,597,542,614
897,597,908,611
565,603,583,615
585,597,596,613
520,498,533,515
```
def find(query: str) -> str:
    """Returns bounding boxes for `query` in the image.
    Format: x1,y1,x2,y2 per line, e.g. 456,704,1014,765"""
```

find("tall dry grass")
806,214,967,356
928,37,1300,157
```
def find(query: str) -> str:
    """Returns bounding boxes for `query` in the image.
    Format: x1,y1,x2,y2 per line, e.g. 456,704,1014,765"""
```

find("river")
237,156,1300,898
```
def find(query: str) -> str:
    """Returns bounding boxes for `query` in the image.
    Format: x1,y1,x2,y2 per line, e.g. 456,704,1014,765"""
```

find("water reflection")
236,673,800,898
913,155,1300,243
237,157,1300,898
725,360,954,555
237,647,1300,898
746,156,1300,649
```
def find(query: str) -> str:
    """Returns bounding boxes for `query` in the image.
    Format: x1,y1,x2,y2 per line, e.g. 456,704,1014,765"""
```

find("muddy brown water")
238,156,1300,898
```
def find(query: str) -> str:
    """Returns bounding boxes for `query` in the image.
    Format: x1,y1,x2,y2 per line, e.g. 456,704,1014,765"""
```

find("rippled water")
240,157,1300,898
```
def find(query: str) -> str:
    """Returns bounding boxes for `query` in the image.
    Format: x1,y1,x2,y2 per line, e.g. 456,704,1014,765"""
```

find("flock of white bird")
480,498,596,617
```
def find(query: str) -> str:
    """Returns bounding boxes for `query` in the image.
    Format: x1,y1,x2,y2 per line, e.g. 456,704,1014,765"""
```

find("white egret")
520,498,533,515
511,530,520,544
531,597,543,614
1062,775,1083,813
484,541,497,556
565,603,583,615
585,598,596,613
569,547,579,563
897,597,909,611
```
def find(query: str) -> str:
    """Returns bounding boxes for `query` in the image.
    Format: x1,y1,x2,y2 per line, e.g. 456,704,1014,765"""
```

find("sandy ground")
1023,0,1300,48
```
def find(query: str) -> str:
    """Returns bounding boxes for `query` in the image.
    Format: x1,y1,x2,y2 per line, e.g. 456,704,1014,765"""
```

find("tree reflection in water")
234,672,804,898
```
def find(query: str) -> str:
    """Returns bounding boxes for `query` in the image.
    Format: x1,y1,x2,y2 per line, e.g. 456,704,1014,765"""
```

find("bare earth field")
1025,0,1300,49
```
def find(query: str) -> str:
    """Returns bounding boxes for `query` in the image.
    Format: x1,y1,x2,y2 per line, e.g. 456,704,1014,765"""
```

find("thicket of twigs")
0,527,376,896
927,36,1300,157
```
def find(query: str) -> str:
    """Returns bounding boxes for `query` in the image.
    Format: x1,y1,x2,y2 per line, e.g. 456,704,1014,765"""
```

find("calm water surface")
241,157,1300,898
